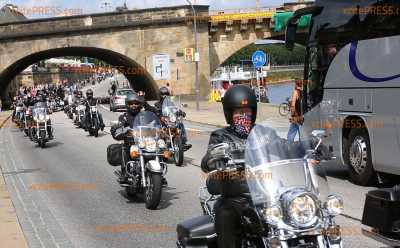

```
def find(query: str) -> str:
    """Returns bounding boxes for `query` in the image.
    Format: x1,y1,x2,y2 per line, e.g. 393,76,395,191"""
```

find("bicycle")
279,97,291,116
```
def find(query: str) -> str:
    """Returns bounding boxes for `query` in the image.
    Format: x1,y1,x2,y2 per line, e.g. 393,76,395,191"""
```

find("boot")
162,177,168,186
183,143,192,151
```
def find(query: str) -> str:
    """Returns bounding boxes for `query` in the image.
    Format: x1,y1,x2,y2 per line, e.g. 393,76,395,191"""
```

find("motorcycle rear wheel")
125,186,136,198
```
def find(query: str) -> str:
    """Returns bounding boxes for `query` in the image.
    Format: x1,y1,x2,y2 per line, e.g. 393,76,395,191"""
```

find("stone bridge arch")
209,31,285,74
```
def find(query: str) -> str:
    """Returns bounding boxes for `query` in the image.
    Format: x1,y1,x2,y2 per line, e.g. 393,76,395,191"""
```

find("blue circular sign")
252,50,267,68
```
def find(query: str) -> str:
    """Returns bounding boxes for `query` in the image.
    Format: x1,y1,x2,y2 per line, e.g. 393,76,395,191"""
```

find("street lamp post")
186,0,200,111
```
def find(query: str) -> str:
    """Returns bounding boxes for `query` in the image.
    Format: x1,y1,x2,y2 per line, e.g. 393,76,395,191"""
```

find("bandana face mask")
232,111,252,137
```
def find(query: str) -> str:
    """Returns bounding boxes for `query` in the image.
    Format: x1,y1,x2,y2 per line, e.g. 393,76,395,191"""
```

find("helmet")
86,89,93,99
159,86,170,97
222,84,257,125
125,93,144,114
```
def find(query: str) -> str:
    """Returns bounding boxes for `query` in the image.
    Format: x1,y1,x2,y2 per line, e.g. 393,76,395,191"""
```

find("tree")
222,43,306,66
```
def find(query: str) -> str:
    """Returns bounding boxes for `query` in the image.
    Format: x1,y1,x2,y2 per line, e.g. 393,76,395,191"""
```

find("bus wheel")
346,128,377,186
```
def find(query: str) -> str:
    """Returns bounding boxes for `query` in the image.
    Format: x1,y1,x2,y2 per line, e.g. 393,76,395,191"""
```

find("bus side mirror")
285,21,298,51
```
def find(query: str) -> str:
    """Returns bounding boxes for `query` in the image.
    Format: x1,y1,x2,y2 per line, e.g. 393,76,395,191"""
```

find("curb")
0,113,28,247
0,114,12,129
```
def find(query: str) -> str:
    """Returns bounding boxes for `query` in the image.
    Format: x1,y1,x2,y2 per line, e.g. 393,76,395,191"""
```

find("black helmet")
159,86,170,97
222,84,257,125
125,93,144,114
86,89,93,99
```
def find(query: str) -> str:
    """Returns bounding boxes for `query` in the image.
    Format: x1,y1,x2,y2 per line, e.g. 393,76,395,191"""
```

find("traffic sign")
252,50,267,68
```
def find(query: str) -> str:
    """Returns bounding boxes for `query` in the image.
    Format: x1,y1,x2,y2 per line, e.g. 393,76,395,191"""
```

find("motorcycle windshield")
161,96,179,117
244,125,330,207
32,107,47,118
131,111,161,137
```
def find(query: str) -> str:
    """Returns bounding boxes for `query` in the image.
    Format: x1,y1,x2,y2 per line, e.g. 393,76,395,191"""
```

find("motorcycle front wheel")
145,173,162,210
174,136,184,167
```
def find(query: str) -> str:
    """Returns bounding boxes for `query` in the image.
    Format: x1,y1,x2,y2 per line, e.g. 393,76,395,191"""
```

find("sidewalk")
0,111,28,248
180,100,291,137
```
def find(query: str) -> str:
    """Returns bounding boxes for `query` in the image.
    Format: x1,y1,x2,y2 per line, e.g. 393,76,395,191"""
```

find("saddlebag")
107,144,123,166
362,187,400,232
176,215,217,248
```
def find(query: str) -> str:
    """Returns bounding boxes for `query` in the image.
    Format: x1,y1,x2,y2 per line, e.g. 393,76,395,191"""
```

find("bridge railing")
209,6,280,15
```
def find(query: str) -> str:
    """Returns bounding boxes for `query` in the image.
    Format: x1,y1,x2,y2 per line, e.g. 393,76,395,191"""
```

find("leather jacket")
110,102,158,141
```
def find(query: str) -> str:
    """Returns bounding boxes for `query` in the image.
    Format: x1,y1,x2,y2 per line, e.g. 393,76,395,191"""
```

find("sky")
0,0,299,18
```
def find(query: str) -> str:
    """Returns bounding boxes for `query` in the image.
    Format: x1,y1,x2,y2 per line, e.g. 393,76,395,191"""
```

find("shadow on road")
323,162,350,181
39,141,64,148
118,186,187,210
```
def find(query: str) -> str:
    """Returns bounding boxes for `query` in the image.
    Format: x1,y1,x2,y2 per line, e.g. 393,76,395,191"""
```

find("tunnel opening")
0,47,160,107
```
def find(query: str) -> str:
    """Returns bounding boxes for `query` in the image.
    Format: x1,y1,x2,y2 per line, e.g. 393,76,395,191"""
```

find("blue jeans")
287,122,300,143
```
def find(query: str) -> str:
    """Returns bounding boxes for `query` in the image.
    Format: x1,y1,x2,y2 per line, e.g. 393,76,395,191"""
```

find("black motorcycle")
160,96,188,167
31,107,52,148
107,111,169,210
86,105,100,137
177,127,342,248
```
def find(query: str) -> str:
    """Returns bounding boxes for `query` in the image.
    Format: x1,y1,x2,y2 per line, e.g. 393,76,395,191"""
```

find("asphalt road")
0,79,385,248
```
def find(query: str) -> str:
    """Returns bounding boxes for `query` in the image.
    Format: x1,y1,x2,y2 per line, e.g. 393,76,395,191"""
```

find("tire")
345,128,377,186
125,186,136,198
145,173,162,210
174,136,184,167
279,103,289,116
39,139,46,148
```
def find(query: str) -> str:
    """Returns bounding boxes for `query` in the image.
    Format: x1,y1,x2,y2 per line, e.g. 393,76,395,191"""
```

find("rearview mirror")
311,129,327,139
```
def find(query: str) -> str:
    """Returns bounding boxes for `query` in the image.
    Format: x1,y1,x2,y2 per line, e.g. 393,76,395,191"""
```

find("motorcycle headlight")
145,138,157,151
157,139,166,149
169,114,176,123
130,145,139,159
288,193,317,227
38,114,45,121
138,139,146,149
325,195,344,216
262,205,283,224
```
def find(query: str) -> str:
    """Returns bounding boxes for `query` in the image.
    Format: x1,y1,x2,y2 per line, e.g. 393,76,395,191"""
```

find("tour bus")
285,0,400,185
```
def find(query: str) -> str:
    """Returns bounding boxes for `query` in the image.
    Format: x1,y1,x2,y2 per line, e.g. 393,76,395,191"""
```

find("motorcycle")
87,104,100,137
160,96,188,167
108,111,169,210
361,185,400,247
13,102,24,126
56,98,65,112
176,126,343,248
74,101,86,128
23,106,33,136
31,107,52,148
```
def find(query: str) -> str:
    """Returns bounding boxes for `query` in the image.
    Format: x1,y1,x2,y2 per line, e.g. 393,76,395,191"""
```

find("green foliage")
222,43,306,66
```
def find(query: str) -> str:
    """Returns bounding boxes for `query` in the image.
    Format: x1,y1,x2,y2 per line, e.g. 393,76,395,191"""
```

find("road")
0,79,385,248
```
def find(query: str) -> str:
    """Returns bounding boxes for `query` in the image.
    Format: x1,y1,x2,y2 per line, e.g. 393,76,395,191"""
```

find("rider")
201,85,317,247
155,86,191,150
200,84,257,248
110,92,159,183
83,89,105,131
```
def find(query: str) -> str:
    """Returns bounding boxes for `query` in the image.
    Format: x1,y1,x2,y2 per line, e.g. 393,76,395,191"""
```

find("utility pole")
256,0,261,10
186,0,200,111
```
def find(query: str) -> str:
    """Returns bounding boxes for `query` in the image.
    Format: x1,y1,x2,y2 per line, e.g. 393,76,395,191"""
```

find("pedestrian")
0,99,2,112
166,82,173,96
287,79,304,143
